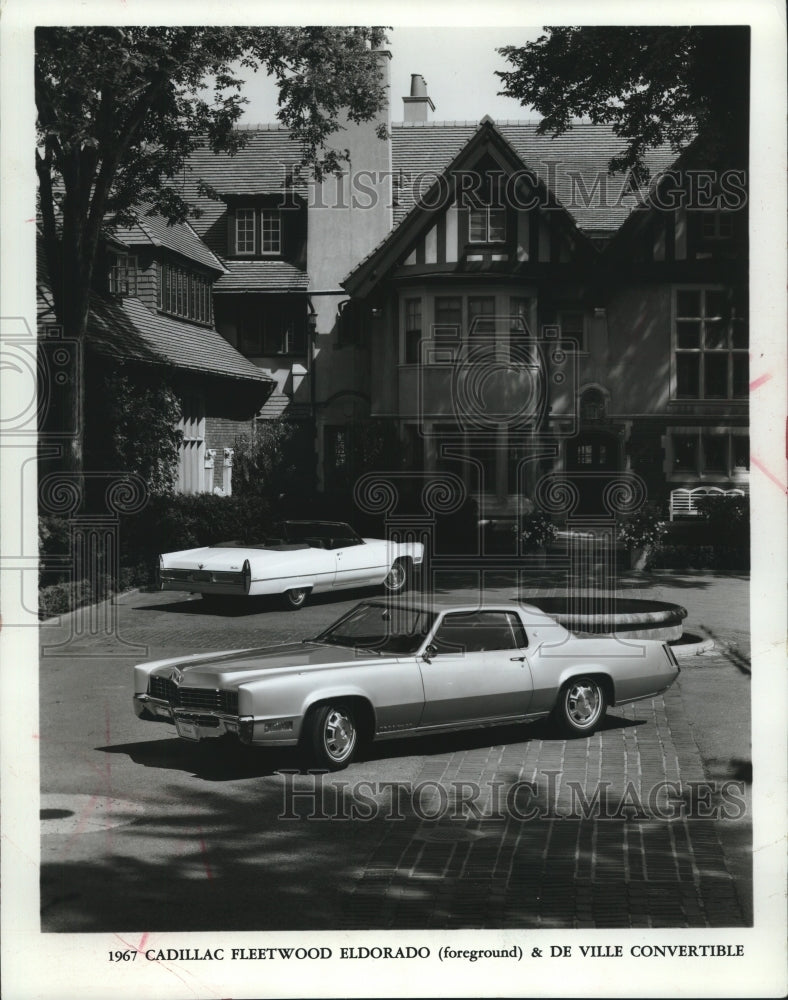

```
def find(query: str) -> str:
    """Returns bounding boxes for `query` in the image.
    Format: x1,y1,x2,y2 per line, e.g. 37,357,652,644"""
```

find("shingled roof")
113,208,227,273
172,128,306,258
86,294,273,384
392,120,677,235
213,260,309,293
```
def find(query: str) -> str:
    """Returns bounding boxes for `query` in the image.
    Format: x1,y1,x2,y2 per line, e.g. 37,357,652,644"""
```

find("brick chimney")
403,73,435,122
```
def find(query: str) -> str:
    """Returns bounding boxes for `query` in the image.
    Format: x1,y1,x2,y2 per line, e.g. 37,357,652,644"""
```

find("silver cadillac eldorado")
133,598,681,770
158,520,423,608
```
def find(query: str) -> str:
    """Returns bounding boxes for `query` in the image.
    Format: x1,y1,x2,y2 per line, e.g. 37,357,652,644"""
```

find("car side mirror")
422,644,438,663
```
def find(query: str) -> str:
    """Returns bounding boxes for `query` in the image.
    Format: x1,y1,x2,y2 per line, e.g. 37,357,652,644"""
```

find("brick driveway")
39,569,751,931
343,686,744,929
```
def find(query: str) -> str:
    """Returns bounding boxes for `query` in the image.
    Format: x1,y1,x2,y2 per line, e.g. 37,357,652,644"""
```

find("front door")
418,610,533,726
566,431,621,515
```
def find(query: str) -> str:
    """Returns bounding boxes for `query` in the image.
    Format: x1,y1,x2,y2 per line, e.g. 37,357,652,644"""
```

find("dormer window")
236,209,256,255
261,210,281,254
469,207,506,243
233,207,283,256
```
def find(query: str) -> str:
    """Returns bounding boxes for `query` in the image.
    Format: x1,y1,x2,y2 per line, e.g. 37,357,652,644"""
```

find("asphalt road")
38,570,752,932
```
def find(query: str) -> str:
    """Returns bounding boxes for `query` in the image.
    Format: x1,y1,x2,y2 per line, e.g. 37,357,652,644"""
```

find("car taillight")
158,555,164,590
242,559,251,594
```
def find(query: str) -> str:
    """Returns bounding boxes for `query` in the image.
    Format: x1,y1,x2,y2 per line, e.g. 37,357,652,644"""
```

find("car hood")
149,642,392,688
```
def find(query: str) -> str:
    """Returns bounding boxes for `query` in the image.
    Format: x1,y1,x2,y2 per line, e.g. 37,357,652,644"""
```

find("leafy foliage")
88,368,183,496
36,26,389,230
520,510,558,552
35,26,389,475
617,505,668,550
694,493,749,539
497,26,749,176
232,421,314,501
651,545,749,571
119,493,275,571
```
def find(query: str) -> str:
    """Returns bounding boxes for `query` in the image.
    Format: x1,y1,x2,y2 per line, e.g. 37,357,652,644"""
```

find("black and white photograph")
1,2,786,997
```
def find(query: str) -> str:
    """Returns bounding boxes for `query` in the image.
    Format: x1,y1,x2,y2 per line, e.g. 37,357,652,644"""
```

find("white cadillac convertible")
133,598,681,770
158,520,424,609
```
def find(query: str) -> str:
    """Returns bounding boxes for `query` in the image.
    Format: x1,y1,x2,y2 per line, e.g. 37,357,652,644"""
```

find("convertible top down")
158,520,424,608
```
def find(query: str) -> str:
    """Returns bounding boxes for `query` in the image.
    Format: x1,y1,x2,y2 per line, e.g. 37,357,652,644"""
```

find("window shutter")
227,208,236,256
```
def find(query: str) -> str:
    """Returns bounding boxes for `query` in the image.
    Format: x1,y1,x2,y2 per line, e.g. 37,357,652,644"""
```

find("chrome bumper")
133,694,298,746
134,693,247,739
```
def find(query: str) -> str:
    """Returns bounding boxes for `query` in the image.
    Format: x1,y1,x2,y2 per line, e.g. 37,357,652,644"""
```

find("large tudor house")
41,56,749,521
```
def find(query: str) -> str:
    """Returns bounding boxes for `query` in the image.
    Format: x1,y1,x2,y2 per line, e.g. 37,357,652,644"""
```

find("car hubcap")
290,589,306,605
567,683,600,726
324,709,355,761
385,564,405,590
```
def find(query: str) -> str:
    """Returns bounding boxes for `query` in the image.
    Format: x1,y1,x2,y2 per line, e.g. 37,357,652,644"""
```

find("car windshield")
278,521,362,546
208,521,363,550
313,603,436,655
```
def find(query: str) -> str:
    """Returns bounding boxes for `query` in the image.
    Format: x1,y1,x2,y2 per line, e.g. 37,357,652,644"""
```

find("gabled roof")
114,208,227,274
392,120,676,234
86,295,273,385
343,116,599,297
213,260,310,293
37,230,270,388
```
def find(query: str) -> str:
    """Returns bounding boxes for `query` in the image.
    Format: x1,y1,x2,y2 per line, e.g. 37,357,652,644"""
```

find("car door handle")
510,655,527,662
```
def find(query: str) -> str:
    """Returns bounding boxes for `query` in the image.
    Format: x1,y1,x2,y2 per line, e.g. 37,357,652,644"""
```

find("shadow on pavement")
97,737,302,779
133,587,378,617
696,626,751,674
97,713,644,782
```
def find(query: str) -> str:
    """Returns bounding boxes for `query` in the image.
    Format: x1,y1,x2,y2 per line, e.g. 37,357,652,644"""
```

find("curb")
671,635,715,657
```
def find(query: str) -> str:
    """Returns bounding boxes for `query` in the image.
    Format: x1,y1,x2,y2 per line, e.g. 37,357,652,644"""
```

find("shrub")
38,577,111,619
119,493,275,569
232,421,315,501
520,510,558,552
651,544,749,571
617,505,668,550
87,366,183,496
694,493,750,547
39,515,72,585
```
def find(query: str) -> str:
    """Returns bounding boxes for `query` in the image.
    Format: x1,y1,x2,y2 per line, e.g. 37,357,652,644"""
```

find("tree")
232,421,313,502
497,27,749,177
35,26,389,476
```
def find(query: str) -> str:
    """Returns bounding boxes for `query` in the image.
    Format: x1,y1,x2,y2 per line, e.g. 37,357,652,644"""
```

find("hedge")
38,488,480,616
650,544,749,571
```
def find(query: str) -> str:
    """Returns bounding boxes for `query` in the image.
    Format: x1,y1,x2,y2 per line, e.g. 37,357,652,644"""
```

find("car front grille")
148,676,238,715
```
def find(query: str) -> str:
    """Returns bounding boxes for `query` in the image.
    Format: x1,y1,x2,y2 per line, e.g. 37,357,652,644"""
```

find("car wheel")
308,703,359,771
283,587,310,610
382,559,409,593
554,676,607,736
